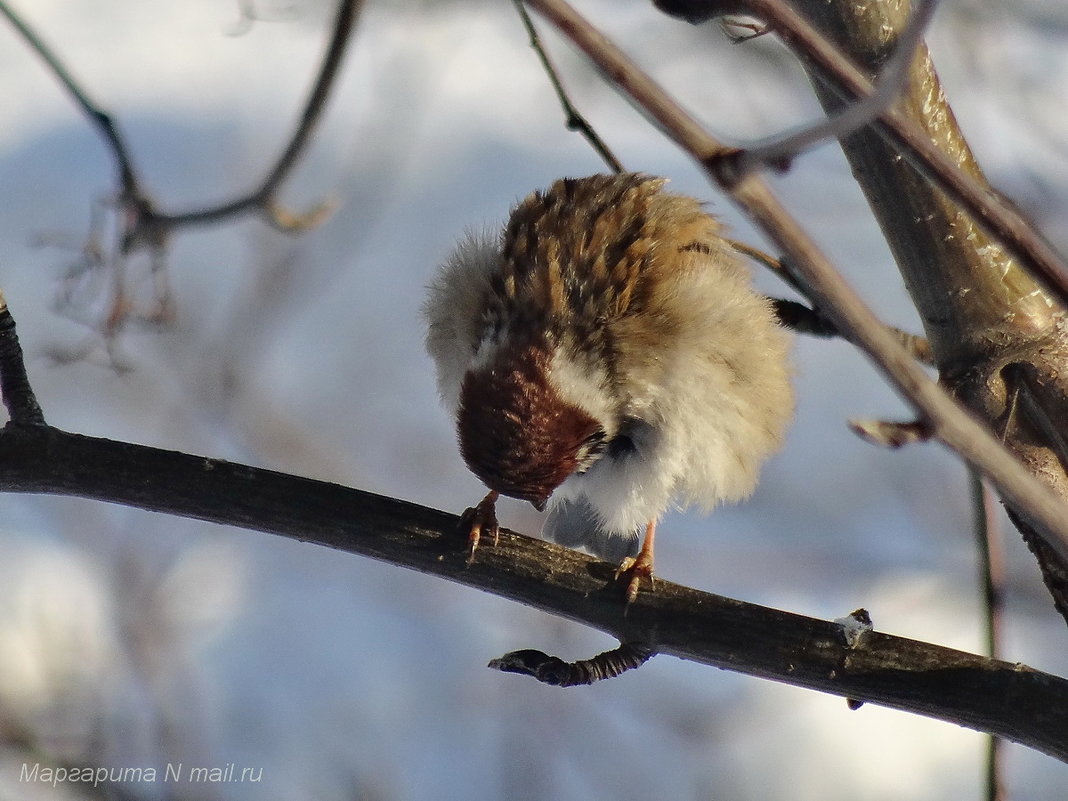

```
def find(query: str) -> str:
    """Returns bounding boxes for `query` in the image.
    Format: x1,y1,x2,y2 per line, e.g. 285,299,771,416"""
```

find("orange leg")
615,520,656,603
458,490,499,563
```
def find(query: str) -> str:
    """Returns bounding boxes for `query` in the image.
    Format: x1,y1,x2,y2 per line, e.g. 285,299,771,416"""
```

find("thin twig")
511,0,624,173
156,0,362,231
735,0,940,173
969,468,1007,801
0,1,138,191
524,0,1068,567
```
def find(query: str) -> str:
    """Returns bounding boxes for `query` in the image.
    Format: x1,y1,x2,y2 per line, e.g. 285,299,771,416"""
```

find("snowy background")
2,0,1068,799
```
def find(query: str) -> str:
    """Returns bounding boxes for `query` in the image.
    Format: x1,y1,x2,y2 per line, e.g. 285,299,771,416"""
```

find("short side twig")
849,418,932,448
732,0,939,174
727,240,934,363
769,297,933,364
489,642,656,686
0,291,45,426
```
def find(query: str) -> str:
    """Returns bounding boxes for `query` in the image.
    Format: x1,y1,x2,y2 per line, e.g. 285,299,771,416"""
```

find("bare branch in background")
0,0,361,341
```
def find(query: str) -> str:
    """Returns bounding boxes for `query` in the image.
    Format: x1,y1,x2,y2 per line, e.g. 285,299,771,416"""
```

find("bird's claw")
614,552,655,604
459,490,500,563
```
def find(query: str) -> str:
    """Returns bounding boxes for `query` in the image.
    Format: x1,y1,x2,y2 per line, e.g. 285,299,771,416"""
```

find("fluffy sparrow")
424,173,793,601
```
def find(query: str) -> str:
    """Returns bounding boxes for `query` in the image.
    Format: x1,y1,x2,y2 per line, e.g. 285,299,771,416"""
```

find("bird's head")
456,340,609,510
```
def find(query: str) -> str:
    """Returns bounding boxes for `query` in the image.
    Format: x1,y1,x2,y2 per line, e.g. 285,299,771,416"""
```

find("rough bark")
784,0,1068,622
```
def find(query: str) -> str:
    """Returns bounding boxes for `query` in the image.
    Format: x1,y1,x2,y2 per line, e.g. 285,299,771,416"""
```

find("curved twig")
156,0,363,231
734,0,940,173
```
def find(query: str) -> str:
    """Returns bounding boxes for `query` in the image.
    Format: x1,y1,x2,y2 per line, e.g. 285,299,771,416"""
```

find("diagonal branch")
734,0,1068,310
523,0,1068,570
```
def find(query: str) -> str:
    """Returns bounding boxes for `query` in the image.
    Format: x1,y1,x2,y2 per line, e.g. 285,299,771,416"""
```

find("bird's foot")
614,520,658,604
614,551,655,604
458,490,500,563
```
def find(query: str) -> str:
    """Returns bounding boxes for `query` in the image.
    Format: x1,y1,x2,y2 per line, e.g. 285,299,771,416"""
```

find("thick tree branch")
0,422,1066,760
768,0,1068,621
0,296,1066,759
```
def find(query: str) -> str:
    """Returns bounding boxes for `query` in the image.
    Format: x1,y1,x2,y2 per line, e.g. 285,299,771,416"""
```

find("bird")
424,173,793,602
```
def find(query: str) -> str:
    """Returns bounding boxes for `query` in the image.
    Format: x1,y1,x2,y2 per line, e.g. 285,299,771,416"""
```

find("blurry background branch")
0,0,361,339
1,296,1067,762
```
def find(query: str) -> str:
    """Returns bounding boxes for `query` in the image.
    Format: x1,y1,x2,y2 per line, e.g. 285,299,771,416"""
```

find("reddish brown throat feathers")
458,339,600,509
